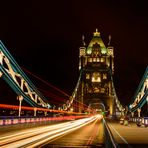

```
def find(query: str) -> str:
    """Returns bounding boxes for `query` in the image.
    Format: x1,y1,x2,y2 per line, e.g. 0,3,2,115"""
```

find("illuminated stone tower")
79,29,114,115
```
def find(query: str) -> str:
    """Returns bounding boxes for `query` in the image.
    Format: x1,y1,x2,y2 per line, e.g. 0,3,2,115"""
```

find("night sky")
0,0,148,106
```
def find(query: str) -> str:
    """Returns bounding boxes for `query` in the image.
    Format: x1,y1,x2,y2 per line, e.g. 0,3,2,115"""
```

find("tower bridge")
77,29,115,115
0,30,147,117
0,30,148,147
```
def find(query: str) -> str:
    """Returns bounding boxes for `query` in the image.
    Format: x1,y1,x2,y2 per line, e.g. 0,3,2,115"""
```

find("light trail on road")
41,114,104,147
0,115,102,148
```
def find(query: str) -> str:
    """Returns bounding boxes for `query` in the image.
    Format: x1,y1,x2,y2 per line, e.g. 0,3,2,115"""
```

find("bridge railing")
129,117,148,126
103,118,118,148
0,115,84,126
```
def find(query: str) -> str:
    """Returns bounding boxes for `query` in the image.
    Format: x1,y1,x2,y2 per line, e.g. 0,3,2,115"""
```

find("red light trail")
22,67,94,112
0,104,88,115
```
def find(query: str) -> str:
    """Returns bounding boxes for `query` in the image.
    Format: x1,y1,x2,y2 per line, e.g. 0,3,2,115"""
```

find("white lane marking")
109,124,132,148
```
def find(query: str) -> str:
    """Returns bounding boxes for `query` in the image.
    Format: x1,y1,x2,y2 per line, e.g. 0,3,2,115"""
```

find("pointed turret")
86,29,107,55
79,35,86,70
107,34,114,74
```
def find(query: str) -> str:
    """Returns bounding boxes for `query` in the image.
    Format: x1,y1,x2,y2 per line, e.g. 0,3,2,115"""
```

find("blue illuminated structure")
0,40,50,108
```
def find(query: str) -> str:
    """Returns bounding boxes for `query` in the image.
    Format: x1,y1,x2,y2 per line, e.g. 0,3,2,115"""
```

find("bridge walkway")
107,118,148,148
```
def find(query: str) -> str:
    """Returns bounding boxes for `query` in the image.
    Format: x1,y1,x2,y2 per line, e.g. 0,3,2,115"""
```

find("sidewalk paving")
107,119,148,145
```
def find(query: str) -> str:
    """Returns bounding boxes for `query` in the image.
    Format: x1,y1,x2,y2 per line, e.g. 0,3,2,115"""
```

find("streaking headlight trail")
0,115,101,148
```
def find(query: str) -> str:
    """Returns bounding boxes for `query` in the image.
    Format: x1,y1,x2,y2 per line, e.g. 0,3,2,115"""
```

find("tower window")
93,58,96,62
101,58,105,62
86,74,90,79
103,74,107,79
92,72,101,82
97,58,100,62
88,58,92,62
92,43,101,56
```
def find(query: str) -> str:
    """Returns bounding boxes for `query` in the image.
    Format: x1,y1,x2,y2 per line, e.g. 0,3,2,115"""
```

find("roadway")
1,117,148,148
0,115,104,148
39,116,104,147
107,119,148,148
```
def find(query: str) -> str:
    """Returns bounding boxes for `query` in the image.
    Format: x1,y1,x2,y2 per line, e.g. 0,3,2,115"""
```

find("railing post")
137,108,141,117
121,109,125,117
44,111,47,116
131,112,134,117
34,107,37,116
17,95,23,117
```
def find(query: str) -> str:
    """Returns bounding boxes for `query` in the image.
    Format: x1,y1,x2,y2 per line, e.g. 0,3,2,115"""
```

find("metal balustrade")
0,115,84,126
129,117,148,127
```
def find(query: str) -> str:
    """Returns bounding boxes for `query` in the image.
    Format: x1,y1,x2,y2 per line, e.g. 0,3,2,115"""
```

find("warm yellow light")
93,29,100,37
92,76,101,82
70,108,73,112
86,74,90,79
92,72,101,82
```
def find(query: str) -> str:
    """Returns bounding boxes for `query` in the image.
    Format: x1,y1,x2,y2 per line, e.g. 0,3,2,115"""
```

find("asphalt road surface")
39,117,104,148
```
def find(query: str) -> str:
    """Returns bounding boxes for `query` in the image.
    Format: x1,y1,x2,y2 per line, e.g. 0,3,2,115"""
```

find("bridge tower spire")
78,29,115,115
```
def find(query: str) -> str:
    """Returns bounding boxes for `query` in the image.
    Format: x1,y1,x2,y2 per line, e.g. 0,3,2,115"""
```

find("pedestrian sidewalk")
106,119,148,145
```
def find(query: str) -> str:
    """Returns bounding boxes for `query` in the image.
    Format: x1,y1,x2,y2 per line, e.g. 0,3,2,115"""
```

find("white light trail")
0,115,101,148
